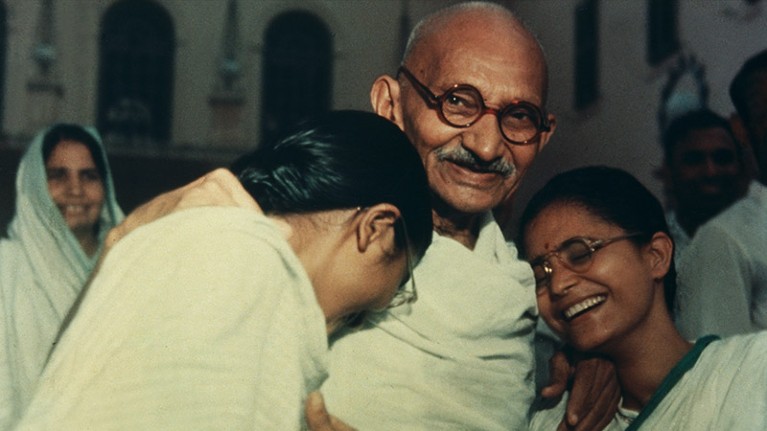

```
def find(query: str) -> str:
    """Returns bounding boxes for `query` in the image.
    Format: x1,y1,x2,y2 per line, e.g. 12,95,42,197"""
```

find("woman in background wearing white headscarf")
0,124,123,429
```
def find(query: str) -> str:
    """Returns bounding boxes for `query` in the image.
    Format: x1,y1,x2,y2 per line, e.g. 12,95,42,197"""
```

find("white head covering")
0,124,123,427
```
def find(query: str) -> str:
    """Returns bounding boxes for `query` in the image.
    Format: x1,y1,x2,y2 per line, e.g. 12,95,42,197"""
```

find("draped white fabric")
0,126,123,429
16,207,328,430
676,181,767,338
322,213,538,431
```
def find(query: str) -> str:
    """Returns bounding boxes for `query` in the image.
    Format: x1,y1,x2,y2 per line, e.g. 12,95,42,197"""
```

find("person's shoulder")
112,206,285,264
142,206,271,238
748,181,767,207
705,332,767,361
700,333,767,406
691,182,767,250
730,181,767,213
722,331,767,349
708,181,766,226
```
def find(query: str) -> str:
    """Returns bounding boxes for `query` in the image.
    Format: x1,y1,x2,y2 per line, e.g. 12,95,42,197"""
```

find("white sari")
0,126,123,429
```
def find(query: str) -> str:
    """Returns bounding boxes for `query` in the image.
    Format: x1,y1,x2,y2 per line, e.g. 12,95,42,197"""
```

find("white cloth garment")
15,207,328,430
675,181,767,338
322,213,537,431
0,126,123,429
530,333,767,430
665,210,691,262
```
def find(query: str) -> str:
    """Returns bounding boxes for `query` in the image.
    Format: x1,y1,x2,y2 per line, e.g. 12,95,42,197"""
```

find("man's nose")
461,113,506,162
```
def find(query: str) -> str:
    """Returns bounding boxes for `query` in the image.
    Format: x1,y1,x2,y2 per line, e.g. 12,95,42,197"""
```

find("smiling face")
669,126,746,216
524,203,662,353
396,12,555,217
45,140,106,237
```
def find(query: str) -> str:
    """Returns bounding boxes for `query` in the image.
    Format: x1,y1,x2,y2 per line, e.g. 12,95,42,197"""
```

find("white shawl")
322,213,538,430
16,207,328,430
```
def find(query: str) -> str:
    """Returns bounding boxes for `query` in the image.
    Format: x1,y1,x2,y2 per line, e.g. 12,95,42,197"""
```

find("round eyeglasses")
397,66,551,145
529,233,644,292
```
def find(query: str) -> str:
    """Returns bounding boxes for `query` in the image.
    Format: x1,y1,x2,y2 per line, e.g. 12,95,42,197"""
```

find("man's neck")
432,209,483,250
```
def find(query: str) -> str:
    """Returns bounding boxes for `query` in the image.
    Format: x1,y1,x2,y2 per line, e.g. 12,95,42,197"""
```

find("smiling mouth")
60,205,89,216
563,295,606,321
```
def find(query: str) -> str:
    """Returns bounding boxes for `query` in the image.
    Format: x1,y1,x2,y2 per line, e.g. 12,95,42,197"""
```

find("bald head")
402,2,549,104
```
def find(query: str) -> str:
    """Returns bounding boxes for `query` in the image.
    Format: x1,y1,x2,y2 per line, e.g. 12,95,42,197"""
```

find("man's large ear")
355,203,401,253
370,75,405,130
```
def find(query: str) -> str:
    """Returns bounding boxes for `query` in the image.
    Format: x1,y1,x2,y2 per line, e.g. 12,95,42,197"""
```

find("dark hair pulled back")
231,110,433,259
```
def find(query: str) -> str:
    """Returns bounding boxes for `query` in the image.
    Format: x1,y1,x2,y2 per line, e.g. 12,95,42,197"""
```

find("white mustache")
435,147,515,177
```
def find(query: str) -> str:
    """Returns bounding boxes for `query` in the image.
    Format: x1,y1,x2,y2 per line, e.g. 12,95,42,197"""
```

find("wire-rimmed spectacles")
529,233,644,292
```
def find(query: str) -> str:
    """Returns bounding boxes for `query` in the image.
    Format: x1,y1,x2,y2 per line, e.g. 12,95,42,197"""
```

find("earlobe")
356,203,401,254
370,75,404,129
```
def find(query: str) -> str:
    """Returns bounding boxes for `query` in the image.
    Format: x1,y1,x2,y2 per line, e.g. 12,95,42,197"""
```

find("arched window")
261,11,332,145
98,0,174,147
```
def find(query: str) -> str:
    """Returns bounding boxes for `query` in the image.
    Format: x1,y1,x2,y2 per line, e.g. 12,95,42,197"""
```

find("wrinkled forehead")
406,14,548,104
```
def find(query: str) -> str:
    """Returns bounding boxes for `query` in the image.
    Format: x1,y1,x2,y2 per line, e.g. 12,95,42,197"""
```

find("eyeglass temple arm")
397,67,440,108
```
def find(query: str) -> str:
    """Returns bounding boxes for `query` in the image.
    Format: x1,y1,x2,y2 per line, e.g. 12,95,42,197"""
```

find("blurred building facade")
1,0,459,155
0,0,765,233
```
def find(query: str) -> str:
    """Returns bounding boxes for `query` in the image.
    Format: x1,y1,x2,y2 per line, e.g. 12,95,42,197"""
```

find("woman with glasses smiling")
521,166,767,430
15,111,432,430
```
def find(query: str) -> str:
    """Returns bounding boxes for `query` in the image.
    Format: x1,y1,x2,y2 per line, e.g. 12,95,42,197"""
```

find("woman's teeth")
563,295,606,321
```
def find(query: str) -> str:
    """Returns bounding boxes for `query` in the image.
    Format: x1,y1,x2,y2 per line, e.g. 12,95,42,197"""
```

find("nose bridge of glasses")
542,246,589,276
547,251,573,272
550,249,591,293
445,87,506,125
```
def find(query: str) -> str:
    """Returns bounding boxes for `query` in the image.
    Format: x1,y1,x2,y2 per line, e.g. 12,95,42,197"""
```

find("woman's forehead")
525,204,617,249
